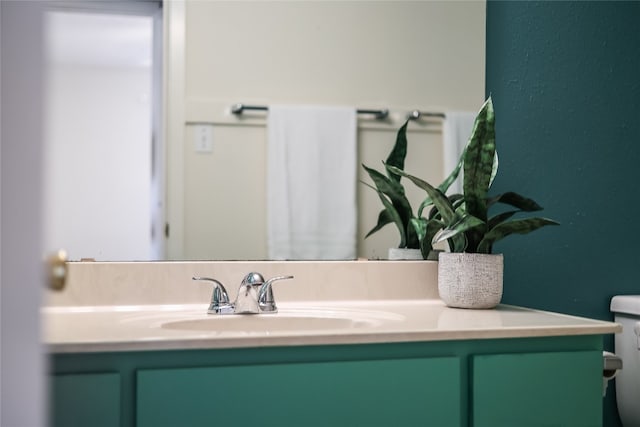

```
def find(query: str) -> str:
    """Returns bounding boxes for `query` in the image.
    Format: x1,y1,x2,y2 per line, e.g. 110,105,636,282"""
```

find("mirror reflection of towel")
267,105,357,260
443,112,476,195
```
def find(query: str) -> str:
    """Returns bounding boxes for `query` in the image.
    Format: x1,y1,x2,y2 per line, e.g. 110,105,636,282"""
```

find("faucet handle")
192,276,234,314
258,275,294,313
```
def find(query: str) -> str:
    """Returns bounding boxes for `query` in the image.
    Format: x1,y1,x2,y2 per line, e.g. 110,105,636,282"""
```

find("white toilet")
611,295,640,427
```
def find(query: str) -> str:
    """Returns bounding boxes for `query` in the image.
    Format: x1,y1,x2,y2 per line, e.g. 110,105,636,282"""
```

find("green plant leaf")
362,166,404,196
405,218,420,249
489,151,499,187
448,233,468,253
439,150,465,194
362,165,413,229
410,217,444,259
418,196,434,218
386,120,409,182
463,97,496,222
451,195,466,211
360,120,412,245
477,217,560,254
410,217,427,241
460,97,496,253
487,210,518,230
387,163,485,253
438,142,498,197
488,192,543,211
365,209,394,238
427,204,440,220
424,218,443,247
374,191,407,248
432,214,484,244
438,130,497,194
360,179,409,245
420,194,463,219
385,164,457,225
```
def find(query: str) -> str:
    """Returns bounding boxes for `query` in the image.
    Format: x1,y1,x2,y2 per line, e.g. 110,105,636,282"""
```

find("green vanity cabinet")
136,357,461,427
49,335,605,427
50,372,121,427
472,350,602,427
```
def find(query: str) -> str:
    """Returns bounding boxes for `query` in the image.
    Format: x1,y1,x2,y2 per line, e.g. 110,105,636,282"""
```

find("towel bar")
407,110,446,120
231,104,389,120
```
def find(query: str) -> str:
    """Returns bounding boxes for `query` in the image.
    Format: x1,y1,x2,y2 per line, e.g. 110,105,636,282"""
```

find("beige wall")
168,1,486,260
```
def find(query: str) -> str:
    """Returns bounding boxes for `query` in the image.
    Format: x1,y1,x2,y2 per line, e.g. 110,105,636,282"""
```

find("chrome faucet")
192,272,293,315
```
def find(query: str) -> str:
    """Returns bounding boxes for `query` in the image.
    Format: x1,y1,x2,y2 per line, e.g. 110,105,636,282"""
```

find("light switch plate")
194,125,213,153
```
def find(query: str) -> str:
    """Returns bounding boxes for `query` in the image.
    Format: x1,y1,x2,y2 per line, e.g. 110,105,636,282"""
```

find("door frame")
1,2,47,425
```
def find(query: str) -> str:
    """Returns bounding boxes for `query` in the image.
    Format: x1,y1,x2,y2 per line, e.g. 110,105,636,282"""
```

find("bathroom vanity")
45,261,620,427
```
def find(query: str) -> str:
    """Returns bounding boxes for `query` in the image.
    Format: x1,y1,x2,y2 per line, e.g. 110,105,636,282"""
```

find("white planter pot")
388,248,423,260
438,252,503,309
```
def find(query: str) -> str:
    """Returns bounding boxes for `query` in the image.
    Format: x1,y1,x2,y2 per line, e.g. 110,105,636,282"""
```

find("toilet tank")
611,295,640,427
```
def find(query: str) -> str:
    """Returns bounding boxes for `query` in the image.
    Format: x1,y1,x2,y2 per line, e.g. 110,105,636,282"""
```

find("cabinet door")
472,350,601,427
50,372,120,427
137,357,461,427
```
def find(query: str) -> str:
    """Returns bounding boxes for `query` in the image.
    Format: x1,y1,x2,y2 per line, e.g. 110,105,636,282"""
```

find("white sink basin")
111,305,405,335
160,314,376,332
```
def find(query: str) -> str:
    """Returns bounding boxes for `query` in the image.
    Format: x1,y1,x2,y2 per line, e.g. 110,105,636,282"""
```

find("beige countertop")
44,261,621,353
43,299,621,353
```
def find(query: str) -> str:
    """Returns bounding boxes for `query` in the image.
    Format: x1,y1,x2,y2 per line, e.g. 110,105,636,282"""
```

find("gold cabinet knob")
47,249,68,291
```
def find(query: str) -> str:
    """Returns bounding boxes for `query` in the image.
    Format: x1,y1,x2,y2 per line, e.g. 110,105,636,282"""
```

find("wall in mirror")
170,1,486,261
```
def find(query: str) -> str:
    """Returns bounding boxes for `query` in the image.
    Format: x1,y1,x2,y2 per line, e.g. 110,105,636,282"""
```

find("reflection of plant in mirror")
387,97,559,254
362,121,462,259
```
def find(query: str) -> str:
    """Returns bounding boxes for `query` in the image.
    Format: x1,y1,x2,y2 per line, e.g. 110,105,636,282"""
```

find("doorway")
43,1,164,261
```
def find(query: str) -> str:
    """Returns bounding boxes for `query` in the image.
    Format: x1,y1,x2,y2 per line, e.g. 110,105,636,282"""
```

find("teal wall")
486,2,640,425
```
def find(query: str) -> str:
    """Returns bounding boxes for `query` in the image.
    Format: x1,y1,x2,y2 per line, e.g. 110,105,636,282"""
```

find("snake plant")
362,119,461,258
387,97,558,254
362,120,421,252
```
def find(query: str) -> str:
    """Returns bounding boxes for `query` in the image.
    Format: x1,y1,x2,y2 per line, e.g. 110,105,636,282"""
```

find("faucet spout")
233,283,260,314
233,272,265,314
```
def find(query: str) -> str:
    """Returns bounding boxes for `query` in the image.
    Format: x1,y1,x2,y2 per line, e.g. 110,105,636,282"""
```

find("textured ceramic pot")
438,252,503,309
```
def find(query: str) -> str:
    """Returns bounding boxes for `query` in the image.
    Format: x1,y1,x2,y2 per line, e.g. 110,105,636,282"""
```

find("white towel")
443,112,476,195
267,105,357,260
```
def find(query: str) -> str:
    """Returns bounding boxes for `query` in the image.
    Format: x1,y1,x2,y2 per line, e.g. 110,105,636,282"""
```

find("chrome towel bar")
231,103,389,120
407,110,446,120
231,103,446,122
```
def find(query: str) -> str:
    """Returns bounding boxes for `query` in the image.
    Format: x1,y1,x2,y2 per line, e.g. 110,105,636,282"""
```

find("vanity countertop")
43,299,621,353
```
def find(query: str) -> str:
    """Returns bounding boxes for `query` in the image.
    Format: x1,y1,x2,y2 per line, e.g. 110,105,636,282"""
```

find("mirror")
45,1,486,261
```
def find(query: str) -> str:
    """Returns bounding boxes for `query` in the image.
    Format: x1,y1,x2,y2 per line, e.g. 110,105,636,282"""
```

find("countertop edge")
47,323,621,354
